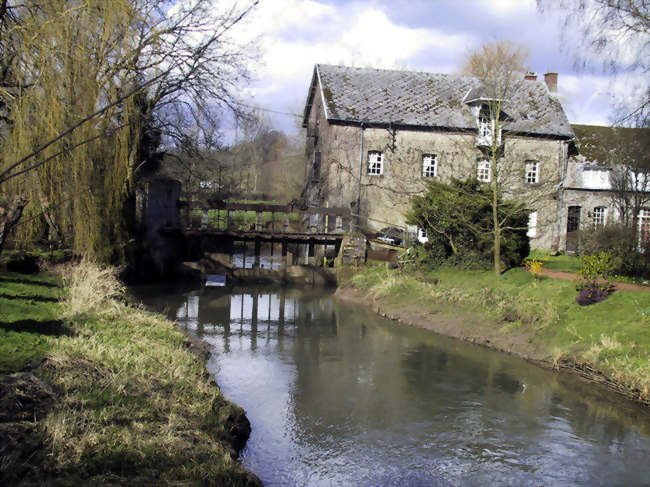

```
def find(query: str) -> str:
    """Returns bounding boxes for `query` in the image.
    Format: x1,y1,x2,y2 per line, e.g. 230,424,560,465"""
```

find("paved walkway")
539,268,650,292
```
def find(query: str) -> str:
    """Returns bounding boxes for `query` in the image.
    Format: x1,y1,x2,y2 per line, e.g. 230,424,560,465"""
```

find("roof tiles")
310,64,574,138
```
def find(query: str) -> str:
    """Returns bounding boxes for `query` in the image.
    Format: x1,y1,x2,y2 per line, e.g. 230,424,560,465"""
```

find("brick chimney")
544,72,558,93
524,71,537,81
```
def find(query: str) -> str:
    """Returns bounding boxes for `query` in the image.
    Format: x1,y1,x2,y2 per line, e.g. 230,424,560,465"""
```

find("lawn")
0,271,63,373
527,249,582,273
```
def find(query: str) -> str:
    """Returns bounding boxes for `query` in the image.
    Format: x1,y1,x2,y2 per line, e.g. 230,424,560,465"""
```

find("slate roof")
303,64,574,139
571,124,650,165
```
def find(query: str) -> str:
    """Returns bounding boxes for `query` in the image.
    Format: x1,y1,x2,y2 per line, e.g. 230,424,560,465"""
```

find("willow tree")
0,0,256,262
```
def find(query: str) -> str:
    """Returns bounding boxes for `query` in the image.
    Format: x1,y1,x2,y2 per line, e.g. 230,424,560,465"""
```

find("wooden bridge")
178,202,354,264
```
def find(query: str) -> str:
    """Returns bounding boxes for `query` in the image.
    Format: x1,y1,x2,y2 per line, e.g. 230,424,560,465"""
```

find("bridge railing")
184,202,352,234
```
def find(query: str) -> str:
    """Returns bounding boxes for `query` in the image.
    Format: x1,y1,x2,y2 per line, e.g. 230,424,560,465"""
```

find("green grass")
0,264,258,486
0,272,63,373
527,249,650,286
346,263,650,402
527,249,582,273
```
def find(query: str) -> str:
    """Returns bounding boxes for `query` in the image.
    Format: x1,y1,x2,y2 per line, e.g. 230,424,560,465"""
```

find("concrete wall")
305,82,569,249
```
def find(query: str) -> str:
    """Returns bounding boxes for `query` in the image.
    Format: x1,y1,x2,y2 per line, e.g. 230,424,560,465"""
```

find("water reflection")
136,286,650,487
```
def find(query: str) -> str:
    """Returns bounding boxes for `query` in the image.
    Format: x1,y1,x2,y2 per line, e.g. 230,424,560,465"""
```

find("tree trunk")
0,196,29,255
492,158,501,276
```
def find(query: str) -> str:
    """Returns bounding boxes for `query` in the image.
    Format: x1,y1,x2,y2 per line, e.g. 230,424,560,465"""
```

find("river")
134,284,650,487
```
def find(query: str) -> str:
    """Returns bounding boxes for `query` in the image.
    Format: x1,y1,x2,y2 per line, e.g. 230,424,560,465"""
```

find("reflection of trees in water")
152,285,650,470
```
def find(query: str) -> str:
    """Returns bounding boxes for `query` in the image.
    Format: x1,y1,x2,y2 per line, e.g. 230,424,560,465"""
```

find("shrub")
406,178,529,270
578,252,614,290
523,257,544,279
579,224,650,278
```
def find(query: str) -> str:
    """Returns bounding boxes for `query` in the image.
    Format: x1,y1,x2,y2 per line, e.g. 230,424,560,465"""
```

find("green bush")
406,178,529,270
578,252,614,292
579,224,650,278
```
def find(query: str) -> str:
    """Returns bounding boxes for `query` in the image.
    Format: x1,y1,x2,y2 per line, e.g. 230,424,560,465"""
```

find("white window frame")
477,159,491,183
477,115,502,146
592,206,607,227
527,211,538,238
422,154,437,178
367,151,383,175
525,161,539,184
478,116,491,139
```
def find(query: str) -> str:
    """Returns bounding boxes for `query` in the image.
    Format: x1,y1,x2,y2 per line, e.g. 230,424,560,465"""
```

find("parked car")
376,227,404,246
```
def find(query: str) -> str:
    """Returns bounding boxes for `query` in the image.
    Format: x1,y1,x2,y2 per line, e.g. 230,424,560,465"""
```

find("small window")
368,151,383,175
477,159,491,182
527,211,538,238
422,154,437,178
592,206,607,227
417,227,429,244
525,161,539,184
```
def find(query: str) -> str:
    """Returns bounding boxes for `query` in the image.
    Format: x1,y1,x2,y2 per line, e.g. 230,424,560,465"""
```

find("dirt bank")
335,285,649,408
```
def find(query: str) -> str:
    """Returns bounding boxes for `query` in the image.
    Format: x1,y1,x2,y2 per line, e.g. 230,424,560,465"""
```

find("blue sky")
231,0,642,134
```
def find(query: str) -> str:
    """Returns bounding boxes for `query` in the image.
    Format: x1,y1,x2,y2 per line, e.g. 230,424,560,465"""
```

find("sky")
230,0,643,135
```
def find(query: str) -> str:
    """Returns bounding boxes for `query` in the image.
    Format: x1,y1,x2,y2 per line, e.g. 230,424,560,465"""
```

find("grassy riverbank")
340,264,650,405
0,263,260,486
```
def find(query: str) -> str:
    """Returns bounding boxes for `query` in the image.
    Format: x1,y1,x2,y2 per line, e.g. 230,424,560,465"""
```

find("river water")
135,284,650,487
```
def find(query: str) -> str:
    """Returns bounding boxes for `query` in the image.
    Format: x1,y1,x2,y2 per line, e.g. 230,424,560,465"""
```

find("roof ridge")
316,63,474,80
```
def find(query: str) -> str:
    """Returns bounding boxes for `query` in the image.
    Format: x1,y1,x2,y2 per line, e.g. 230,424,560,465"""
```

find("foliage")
523,257,544,279
578,252,615,287
575,252,615,305
579,223,650,278
0,0,256,263
406,178,530,270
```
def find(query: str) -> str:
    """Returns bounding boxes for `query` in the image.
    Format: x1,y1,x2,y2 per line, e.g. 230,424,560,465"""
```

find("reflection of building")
302,65,650,251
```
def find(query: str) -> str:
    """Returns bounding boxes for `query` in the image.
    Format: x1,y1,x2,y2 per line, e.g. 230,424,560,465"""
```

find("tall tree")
0,0,257,262
460,41,536,275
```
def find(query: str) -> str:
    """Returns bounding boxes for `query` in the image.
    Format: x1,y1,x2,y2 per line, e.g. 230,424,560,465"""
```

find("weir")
135,180,365,279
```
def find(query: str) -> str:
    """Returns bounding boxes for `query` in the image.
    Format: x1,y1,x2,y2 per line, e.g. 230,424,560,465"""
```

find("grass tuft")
1,263,259,485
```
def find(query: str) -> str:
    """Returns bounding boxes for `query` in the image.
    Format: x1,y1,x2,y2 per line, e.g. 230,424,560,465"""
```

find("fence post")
256,211,263,231
335,216,343,233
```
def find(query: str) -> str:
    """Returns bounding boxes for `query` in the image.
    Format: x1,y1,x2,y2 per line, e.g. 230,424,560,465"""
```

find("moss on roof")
571,124,650,166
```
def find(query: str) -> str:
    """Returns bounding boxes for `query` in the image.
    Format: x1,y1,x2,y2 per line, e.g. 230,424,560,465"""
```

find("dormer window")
476,115,502,147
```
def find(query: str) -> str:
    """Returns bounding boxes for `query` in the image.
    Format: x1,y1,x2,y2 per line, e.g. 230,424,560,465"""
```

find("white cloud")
483,0,535,14
244,1,474,119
